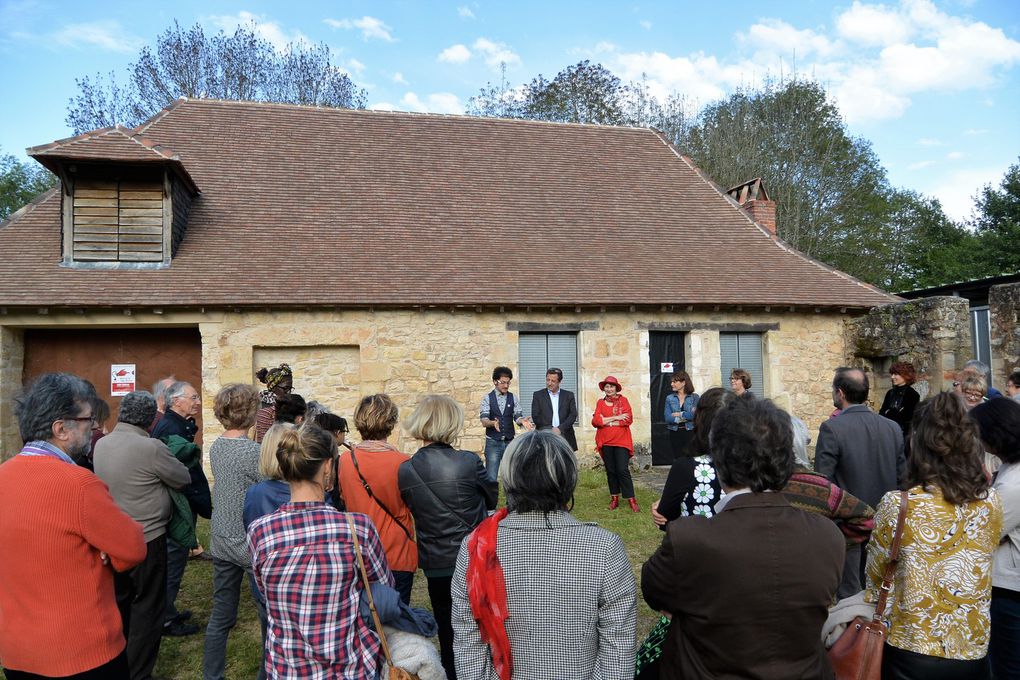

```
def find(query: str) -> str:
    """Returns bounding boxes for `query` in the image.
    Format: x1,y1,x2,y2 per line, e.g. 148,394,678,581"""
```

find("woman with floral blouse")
866,391,1002,679
652,387,736,524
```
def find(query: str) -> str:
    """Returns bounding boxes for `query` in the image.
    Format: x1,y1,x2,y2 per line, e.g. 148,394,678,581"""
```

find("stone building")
0,98,901,463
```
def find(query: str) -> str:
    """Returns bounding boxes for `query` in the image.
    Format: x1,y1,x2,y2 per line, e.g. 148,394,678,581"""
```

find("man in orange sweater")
0,373,146,679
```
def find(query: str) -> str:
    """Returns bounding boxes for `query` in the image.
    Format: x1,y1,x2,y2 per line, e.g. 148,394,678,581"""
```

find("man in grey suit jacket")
815,366,905,597
530,368,579,451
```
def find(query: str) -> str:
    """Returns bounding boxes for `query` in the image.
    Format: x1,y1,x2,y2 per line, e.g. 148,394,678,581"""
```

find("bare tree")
67,21,366,133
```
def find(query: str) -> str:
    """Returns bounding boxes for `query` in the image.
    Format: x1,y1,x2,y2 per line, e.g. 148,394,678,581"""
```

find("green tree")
970,158,1020,276
679,80,894,282
0,149,56,221
67,21,366,133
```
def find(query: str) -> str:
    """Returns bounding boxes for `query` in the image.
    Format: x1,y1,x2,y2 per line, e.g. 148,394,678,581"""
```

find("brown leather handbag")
827,490,908,680
346,514,421,680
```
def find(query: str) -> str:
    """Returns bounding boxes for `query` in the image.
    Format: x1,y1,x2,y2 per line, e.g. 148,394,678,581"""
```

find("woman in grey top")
451,430,636,679
203,384,263,680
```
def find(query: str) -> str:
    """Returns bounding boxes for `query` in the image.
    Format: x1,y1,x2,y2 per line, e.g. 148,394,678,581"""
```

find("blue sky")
1,0,1018,221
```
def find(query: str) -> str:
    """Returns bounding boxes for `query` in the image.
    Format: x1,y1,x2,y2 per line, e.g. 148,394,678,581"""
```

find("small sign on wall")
111,364,136,397
660,362,674,373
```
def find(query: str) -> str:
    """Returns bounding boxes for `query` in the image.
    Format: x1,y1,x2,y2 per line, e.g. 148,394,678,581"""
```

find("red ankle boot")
609,494,620,510
628,497,640,513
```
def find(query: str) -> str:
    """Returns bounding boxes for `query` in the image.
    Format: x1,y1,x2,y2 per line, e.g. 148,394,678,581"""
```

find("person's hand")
552,426,561,435
522,418,535,431
493,420,501,432
651,500,667,527
671,412,681,418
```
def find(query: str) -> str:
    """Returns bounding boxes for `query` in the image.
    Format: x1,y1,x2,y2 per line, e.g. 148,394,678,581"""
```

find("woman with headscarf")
254,364,293,443
592,376,638,512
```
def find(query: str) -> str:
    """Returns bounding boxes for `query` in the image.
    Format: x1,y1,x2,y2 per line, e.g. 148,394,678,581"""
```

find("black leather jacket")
398,443,497,571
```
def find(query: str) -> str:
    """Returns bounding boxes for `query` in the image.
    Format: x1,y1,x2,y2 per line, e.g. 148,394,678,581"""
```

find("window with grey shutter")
518,333,579,418
720,332,764,397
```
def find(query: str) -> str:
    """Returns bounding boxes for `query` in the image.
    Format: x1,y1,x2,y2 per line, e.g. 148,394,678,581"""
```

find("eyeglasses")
495,380,511,386
64,415,96,426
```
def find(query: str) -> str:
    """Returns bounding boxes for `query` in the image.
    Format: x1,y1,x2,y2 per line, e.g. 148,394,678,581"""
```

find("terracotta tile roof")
27,125,199,192
0,98,897,310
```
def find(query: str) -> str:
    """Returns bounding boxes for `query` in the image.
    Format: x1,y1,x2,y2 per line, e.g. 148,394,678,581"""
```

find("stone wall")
844,296,971,405
990,282,1020,387
1,307,859,465
0,327,24,455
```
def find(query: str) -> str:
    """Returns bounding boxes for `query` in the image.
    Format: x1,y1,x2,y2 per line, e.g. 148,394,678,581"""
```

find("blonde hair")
354,393,399,440
213,383,259,430
259,423,295,479
275,426,337,483
404,394,464,445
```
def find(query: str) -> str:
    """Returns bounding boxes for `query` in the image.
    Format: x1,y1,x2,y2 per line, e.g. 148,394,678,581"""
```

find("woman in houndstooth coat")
450,430,637,680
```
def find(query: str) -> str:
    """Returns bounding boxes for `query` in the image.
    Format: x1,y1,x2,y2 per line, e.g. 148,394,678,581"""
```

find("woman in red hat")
592,376,638,512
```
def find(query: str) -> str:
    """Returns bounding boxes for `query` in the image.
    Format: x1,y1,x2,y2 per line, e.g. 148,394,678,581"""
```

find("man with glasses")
479,366,529,483
0,373,145,679
151,381,211,637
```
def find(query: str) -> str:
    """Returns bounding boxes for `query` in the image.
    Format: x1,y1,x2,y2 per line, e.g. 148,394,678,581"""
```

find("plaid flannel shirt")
248,503,394,679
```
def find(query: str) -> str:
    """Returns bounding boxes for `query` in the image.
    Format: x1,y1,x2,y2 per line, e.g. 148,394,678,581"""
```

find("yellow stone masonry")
1,308,852,464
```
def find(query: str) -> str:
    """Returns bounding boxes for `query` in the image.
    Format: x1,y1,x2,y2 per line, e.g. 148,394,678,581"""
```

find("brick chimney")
726,178,777,236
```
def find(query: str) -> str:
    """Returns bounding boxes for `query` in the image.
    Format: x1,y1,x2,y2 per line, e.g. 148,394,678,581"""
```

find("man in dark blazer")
814,366,905,597
530,368,578,451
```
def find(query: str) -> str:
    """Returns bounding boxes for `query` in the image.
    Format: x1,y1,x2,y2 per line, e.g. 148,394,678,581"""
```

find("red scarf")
466,508,512,680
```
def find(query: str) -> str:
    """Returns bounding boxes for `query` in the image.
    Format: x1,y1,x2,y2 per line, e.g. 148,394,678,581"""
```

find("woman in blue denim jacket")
664,370,699,460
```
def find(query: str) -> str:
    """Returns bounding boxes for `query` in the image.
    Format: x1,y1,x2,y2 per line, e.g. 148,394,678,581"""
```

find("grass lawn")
3,468,665,679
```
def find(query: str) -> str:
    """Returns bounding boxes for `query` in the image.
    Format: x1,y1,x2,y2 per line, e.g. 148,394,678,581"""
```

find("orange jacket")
338,442,418,572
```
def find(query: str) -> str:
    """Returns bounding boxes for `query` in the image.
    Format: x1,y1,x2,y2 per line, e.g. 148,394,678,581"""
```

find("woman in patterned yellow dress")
866,391,1003,680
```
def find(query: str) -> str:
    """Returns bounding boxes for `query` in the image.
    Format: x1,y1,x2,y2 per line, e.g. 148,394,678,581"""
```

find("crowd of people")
0,357,1019,680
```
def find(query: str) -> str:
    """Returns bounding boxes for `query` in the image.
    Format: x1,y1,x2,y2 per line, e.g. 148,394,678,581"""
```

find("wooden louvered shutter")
72,180,119,261
71,179,165,262
117,181,164,261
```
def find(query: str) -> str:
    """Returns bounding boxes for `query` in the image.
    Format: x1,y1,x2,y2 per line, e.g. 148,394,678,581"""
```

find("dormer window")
27,126,199,268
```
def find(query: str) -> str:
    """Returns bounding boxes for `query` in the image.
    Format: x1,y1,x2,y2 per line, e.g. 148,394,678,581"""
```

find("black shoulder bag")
348,447,414,541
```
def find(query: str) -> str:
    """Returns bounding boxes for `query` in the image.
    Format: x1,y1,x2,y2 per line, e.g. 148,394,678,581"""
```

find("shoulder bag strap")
408,455,475,532
346,513,394,668
873,489,909,620
349,447,414,541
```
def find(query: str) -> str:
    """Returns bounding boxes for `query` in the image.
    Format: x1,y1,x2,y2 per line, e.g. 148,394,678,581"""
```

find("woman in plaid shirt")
248,426,394,679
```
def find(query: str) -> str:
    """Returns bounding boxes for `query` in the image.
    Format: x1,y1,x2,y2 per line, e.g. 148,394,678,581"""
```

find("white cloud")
640,20,652,31
964,128,989,135
917,138,942,146
738,18,838,58
926,164,1011,221
324,16,395,43
50,20,144,53
207,12,310,51
458,6,475,19
400,92,464,115
836,1,913,47
612,0,1020,126
392,72,408,85
946,151,965,160
908,160,936,170
473,37,520,67
369,101,398,111
438,43,472,64
345,58,365,75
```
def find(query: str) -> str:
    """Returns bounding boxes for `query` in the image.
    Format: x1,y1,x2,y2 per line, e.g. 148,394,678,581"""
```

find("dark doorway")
23,327,203,445
648,331,685,465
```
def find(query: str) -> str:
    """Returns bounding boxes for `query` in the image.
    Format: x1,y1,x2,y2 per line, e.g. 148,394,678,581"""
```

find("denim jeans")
991,587,1020,679
483,438,509,483
164,538,188,623
203,558,249,680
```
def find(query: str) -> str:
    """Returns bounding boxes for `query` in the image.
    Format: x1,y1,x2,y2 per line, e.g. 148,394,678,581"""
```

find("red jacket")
592,395,634,455
0,455,146,676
